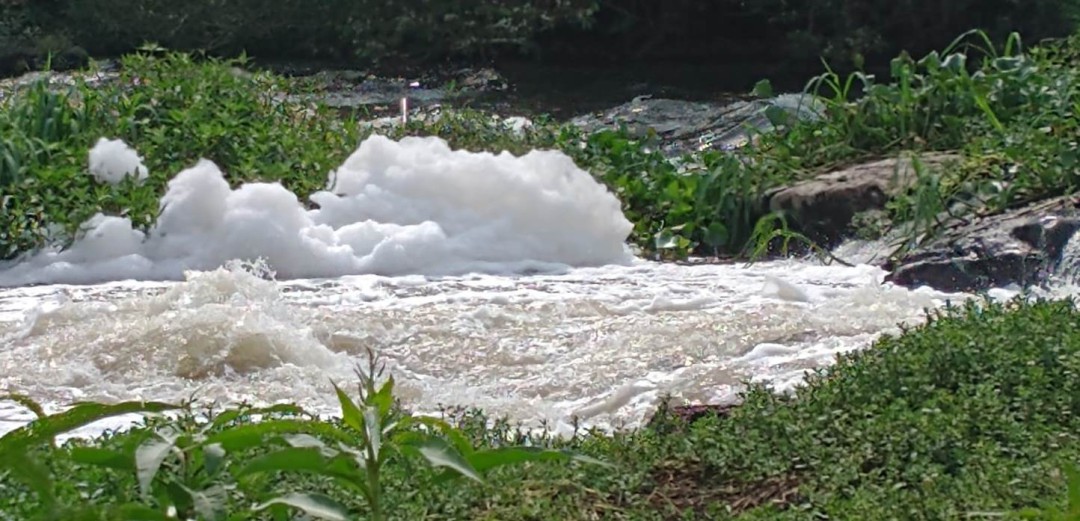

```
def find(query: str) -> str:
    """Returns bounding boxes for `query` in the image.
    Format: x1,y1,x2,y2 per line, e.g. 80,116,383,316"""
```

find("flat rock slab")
766,153,961,248
885,195,1080,293
569,94,824,156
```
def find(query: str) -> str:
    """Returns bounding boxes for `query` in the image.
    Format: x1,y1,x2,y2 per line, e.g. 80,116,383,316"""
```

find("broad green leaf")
703,222,730,248
254,493,350,521
69,447,133,472
207,409,242,431
370,375,395,419
1066,463,1080,515
410,437,482,483
184,483,228,521
751,78,774,98
238,446,362,498
467,447,610,473
283,433,328,449
764,105,791,127
136,433,179,498
202,442,227,478
163,481,194,517
206,419,351,451
0,400,177,452
331,382,364,434
397,415,475,456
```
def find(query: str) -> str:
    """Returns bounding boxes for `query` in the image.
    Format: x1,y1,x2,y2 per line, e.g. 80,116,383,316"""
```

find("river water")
0,133,1021,440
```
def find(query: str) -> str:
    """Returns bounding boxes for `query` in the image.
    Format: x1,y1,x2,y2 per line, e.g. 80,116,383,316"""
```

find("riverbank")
5,29,1080,291
2,295,1079,519
2,28,1080,519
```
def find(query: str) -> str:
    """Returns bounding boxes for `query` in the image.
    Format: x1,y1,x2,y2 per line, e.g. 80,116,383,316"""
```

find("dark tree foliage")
1,0,1078,79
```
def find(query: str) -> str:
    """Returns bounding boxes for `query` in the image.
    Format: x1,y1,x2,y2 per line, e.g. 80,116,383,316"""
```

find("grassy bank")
3,29,1080,262
2,296,1079,519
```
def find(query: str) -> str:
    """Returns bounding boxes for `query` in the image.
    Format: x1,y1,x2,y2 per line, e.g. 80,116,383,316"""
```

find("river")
0,121,1025,441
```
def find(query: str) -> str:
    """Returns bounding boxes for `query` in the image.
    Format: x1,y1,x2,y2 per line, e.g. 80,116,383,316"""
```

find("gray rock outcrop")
883,196,1080,292
764,153,960,249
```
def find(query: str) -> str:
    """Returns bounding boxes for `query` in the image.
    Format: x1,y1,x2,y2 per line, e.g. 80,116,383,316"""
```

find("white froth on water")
0,135,633,287
0,258,986,438
0,134,1045,440
88,137,149,185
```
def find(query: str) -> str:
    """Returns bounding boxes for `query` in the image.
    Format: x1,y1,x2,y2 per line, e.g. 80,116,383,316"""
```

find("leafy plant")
238,348,606,521
0,394,177,520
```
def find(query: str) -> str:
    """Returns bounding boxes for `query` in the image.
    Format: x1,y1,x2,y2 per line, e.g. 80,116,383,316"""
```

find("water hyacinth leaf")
703,221,730,248
752,78,774,98
254,493,350,521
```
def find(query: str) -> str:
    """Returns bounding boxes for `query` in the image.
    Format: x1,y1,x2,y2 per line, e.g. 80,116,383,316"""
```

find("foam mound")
0,135,635,287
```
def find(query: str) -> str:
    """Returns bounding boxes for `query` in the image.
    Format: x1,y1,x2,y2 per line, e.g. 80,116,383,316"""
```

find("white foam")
0,257,979,437
1,135,634,287
88,137,148,185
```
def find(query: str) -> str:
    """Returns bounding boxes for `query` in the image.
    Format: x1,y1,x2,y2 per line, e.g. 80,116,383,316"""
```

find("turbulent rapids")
0,135,1007,438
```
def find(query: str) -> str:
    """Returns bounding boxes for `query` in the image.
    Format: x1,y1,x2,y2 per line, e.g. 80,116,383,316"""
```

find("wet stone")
568,93,825,156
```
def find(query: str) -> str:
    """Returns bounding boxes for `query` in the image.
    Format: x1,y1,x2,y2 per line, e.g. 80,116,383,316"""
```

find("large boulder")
765,153,960,248
884,195,1080,293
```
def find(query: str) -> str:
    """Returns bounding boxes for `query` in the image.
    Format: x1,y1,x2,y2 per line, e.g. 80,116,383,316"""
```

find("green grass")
2,296,1080,519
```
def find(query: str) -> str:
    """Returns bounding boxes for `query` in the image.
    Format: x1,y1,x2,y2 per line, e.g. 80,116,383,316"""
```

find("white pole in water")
400,97,408,125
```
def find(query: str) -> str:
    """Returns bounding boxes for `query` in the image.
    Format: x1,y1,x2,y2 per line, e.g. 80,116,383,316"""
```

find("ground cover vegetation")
2,295,1080,519
3,28,1080,262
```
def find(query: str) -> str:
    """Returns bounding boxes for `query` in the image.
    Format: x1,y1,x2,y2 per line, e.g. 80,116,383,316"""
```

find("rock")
765,153,961,248
568,93,825,156
884,195,1080,293
0,48,36,78
645,402,741,430
282,66,509,114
